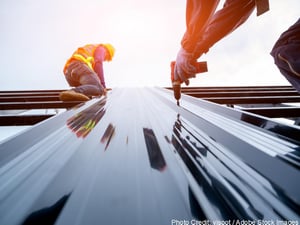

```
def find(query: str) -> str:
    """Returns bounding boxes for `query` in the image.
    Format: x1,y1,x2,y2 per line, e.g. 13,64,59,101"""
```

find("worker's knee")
79,73,100,86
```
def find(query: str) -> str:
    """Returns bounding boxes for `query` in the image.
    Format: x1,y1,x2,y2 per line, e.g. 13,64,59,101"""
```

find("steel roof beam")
202,96,300,104
172,85,296,91
240,106,300,118
185,90,300,97
0,96,59,102
0,114,54,125
0,101,82,110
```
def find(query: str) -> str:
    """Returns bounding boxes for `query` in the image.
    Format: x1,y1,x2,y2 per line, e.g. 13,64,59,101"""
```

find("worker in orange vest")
60,43,115,101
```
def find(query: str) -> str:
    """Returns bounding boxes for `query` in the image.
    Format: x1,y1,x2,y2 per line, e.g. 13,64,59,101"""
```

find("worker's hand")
103,88,107,96
99,84,107,97
174,47,197,84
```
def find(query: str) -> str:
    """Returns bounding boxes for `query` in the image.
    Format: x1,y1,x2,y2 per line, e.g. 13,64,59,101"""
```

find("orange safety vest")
64,44,103,73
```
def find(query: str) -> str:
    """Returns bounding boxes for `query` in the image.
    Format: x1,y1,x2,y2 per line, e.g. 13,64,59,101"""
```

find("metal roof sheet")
0,87,299,225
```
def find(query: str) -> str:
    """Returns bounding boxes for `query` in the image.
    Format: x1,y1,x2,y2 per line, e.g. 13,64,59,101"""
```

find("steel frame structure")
0,86,299,224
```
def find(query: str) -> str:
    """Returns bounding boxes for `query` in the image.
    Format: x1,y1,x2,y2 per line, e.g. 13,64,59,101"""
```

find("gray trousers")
64,61,104,97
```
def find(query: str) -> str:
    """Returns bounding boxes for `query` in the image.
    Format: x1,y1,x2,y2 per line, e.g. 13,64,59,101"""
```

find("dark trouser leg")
271,44,300,87
271,19,300,93
274,66,300,93
74,74,104,96
64,61,104,97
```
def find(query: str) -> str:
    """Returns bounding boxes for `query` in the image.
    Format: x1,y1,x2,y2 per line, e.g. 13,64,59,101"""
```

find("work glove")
103,88,107,96
98,84,106,97
174,47,197,85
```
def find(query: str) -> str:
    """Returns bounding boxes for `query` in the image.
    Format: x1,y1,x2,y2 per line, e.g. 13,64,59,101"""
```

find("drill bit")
172,81,181,106
171,61,208,105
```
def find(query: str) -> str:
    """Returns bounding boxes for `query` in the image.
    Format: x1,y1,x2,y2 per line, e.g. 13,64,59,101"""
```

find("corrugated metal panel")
0,87,299,225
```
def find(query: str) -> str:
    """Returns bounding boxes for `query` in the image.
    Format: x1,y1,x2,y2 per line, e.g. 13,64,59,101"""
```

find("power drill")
171,61,208,105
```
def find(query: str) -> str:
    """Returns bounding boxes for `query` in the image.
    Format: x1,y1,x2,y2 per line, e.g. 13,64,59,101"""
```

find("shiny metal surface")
0,87,299,225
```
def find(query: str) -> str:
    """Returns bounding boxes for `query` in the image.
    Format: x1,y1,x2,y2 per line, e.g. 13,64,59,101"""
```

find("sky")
0,0,299,90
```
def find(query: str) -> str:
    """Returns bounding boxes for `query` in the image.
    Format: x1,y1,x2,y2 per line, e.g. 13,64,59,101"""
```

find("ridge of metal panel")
0,87,299,225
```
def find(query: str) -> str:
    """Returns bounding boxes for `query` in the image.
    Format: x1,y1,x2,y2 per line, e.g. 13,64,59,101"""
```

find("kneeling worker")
60,43,115,101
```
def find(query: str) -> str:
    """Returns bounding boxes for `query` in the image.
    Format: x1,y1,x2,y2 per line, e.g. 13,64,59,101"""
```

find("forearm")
200,0,255,51
94,62,106,88
181,0,220,54
94,46,106,88
182,0,255,60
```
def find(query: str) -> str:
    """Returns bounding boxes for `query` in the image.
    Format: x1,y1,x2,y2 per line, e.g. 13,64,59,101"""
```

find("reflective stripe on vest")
64,44,101,74
72,54,94,70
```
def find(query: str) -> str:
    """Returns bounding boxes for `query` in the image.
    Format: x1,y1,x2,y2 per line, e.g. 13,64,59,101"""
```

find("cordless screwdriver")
171,61,208,106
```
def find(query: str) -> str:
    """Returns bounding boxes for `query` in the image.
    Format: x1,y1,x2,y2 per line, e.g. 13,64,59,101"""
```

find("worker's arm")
174,0,219,83
93,46,106,88
175,0,256,82
181,0,219,55
183,0,256,59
